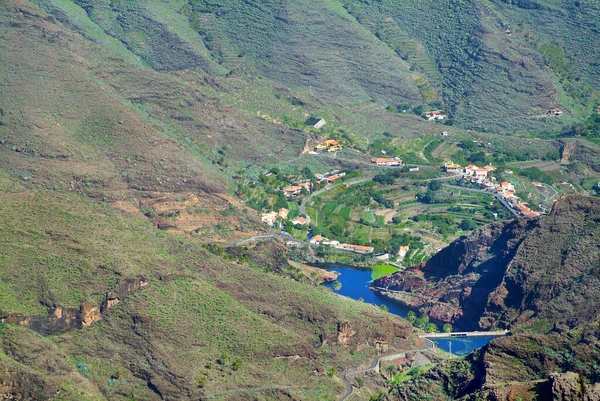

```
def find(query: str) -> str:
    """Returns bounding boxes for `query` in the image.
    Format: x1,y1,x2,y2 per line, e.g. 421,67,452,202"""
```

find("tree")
459,219,478,231
406,311,417,324
373,173,395,185
275,192,288,210
425,323,438,333
332,281,342,291
428,180,442,191
385,365,396,379
417,190,436,204
355,377,365,388
379,304,389,312
443,323,453,333
232,359,242,371
302,167,315,180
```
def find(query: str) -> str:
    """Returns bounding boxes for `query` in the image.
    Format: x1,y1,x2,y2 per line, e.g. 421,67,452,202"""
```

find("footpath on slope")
339,338,435,401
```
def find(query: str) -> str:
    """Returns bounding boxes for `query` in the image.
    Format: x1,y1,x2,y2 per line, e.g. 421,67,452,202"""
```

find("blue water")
324,266,411,318
325,265,497,355
433,336,498,356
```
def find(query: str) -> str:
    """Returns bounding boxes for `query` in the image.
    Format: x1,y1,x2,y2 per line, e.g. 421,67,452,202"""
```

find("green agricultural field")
371,264,400,280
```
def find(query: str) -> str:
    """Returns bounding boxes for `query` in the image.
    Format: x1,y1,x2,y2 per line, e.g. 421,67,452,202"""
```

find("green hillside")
1,0,600,400
340,0,600,132
0,189,416,400
29,0,600,134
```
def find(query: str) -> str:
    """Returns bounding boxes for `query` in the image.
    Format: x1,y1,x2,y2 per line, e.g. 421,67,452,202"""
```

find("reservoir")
325,265,498,355
324,265,411,317
431,336,499,356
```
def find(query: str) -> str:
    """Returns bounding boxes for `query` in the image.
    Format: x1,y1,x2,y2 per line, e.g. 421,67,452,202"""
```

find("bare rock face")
337,322,358,345
101,276,149,313
80,304,101,328
549,372,600,401
0,366,57,401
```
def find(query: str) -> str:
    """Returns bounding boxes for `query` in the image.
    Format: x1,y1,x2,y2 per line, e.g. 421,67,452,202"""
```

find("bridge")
420,329,509,339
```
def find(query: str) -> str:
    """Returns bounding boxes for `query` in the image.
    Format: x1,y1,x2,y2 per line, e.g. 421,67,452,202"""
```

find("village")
444,162,541,218
255,132,550,264
237,111,578,268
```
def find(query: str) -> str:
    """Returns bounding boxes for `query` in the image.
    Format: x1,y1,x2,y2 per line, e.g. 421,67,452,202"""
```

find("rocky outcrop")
374,195,600,330
0,276,148,335
100,275,149,313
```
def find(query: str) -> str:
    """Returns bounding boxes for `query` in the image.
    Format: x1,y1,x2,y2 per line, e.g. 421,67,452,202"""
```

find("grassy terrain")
371,265,400,281
0,189,416,400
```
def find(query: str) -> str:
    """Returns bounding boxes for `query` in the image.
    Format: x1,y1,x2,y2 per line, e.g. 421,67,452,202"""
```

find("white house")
310,235,325,245
305,117,326,129
372,158,402,167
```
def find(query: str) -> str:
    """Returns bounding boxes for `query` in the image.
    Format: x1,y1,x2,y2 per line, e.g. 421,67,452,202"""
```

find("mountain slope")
29,0,600,134
340,0,600,132
0,189,418,400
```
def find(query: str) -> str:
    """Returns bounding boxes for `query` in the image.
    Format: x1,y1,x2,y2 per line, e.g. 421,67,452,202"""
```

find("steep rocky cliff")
381,195,600,400
374,195,600,330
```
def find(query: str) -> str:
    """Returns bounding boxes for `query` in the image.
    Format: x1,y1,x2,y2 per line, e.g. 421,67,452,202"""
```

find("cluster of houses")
282,182,312,198
314,139,342,153
261,208,289,226
309,235,374,254
371,157,403,167
282,171,347,198
316,171,345,184
423,110,446,121
444,162,540,218
261,208,309,227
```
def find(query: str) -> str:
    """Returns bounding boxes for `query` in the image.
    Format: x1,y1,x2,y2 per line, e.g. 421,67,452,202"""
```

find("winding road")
339,339,435,401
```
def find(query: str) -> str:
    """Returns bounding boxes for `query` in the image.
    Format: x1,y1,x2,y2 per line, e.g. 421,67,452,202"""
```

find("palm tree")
385,365,396,379
425,323,438,333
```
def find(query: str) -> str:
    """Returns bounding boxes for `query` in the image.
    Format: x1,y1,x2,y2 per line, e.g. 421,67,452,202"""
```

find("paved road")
420,330,509,339
234,231,297,246
339,341,434,401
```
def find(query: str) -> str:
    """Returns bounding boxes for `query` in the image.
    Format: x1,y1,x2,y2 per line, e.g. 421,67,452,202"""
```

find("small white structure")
305,117,326,129
444,163,462,174
374,253,390,261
